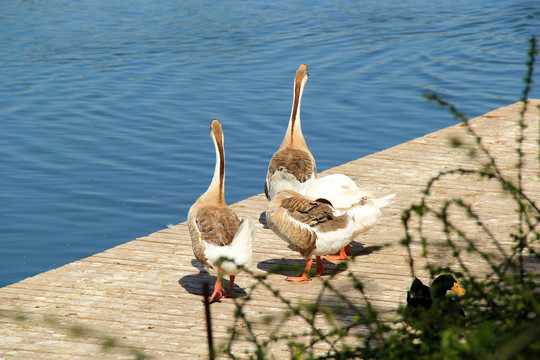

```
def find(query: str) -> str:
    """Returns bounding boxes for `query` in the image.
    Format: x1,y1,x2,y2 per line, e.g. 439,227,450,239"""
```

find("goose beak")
451,282,465,296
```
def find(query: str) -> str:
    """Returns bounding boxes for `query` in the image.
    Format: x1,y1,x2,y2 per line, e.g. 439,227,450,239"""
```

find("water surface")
1,0,539,287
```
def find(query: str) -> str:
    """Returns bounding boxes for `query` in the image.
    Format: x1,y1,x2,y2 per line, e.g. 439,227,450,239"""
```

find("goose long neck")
281,68,308,150
203,130,226,206
288,81,304,139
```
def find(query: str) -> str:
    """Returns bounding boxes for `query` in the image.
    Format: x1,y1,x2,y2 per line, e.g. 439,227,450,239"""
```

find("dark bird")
403,274,466,330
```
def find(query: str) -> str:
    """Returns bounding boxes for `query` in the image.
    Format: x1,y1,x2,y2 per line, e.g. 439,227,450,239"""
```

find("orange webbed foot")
205,269,229,304
286,273,312,282
207,289,226,304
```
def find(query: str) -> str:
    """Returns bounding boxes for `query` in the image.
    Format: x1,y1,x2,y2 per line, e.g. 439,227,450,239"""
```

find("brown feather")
188,217,209,268
266,206,318,258
281,196,335,227
188,207,241,270
267,149,316,183
196,207,240,247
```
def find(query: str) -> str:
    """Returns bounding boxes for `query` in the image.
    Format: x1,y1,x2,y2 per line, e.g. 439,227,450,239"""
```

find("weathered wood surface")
1,101,539,359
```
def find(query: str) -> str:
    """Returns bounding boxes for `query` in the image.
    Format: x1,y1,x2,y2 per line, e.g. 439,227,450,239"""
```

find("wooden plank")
1,101,539,359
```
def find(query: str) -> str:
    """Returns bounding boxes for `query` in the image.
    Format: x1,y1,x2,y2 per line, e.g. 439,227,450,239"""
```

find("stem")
203,282,215,360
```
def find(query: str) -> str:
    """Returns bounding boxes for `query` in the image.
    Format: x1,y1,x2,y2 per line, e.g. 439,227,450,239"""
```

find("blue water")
1,0,539,287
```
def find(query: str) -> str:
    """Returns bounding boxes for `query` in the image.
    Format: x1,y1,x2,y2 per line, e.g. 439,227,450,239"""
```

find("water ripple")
1,0,539,286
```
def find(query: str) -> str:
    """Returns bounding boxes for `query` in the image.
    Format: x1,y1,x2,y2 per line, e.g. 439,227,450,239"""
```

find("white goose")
299,173,395,260
265,64,316,200
188,119,256,303
265,189,355,282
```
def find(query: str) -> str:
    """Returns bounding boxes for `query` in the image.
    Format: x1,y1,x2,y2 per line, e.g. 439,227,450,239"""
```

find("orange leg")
226,275,236,297
324,245,351,261
287,258,314,282
287,257,326,282
208,269,227,303
314,256,325,276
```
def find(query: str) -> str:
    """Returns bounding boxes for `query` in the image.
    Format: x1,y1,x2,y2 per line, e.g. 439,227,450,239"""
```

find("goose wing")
280,195,335,226
195,207,241,247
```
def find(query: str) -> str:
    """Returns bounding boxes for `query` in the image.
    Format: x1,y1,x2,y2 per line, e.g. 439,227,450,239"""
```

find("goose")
188,119,257,303
265,64,316,200
265,189,355,281
299,173,395,260
403,274,466,329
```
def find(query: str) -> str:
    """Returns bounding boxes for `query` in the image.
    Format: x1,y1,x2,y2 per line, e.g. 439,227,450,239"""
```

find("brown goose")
188,119,256,303
265,64,317,200
265,190,355,281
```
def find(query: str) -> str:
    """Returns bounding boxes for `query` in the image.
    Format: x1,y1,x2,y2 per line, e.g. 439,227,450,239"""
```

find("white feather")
300,173,371,209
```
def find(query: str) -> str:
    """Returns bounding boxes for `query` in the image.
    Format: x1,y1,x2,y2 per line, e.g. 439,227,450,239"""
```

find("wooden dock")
1,101,539,359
